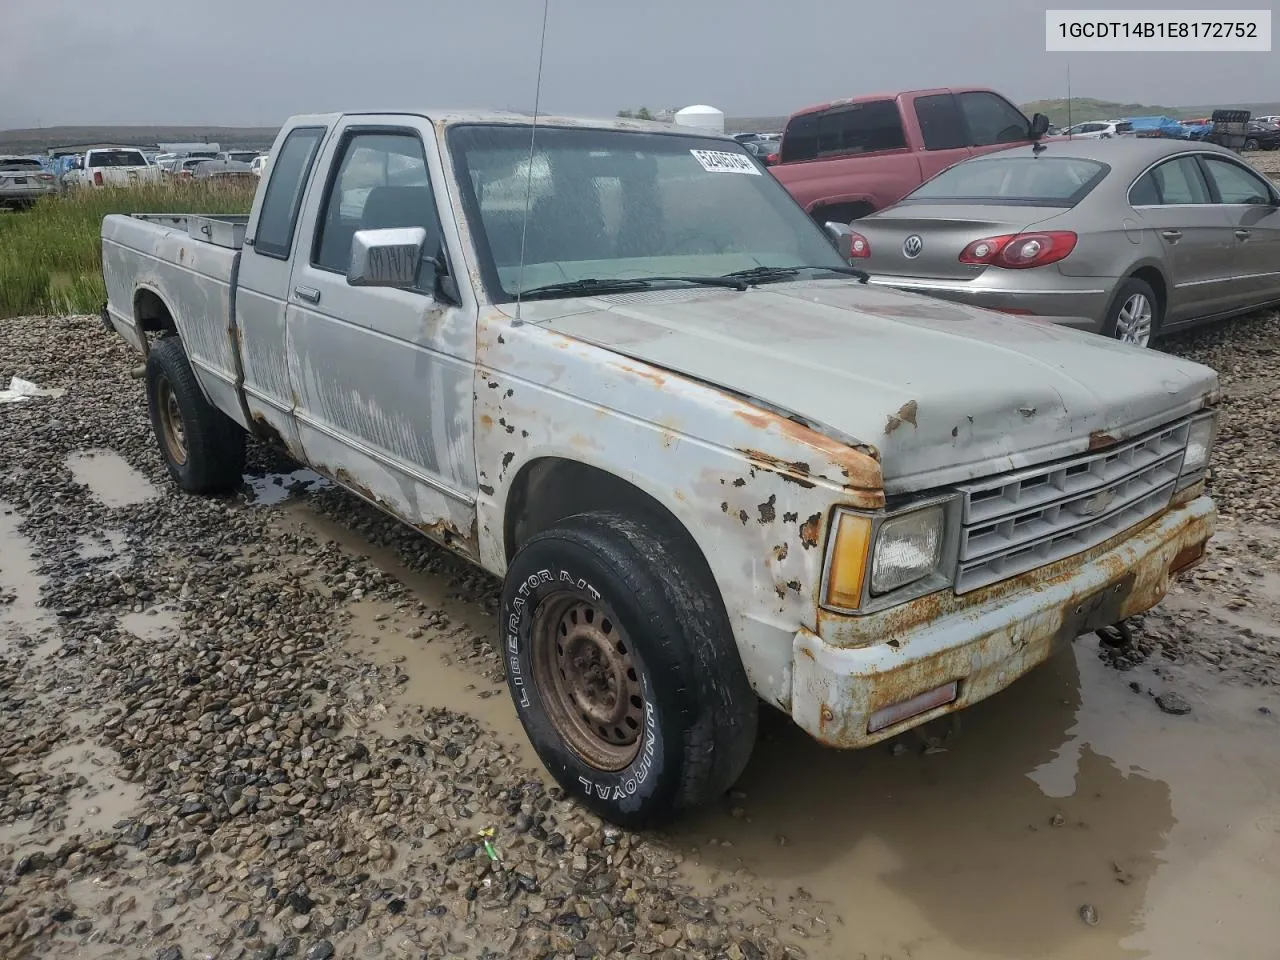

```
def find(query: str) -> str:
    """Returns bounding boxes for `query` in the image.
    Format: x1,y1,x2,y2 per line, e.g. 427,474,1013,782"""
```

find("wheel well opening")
135,289,176,334
504,458,719,591
811,201,874,226
1129,267,1166,315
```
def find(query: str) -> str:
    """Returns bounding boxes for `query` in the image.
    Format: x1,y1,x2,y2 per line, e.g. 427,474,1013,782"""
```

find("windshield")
447,124,850,301
1,158,42,169
905,155,1109,206
89,150,147,168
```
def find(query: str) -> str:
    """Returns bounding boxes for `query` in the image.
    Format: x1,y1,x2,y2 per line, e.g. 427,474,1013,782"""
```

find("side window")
914,94,967,151
779,112,819,163
313,131,444,291
1132,157,1211,205
957,92,1029,146
780,101,906,162
818,101,908,157
254,127,325,259
1201,156,1274,205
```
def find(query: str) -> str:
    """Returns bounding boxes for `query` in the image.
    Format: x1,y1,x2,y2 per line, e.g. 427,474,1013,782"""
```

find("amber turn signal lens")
825,511,872,610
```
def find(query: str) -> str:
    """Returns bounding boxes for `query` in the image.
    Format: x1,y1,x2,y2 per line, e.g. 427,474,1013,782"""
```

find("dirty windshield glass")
907,156,1108,206
447,124,849,300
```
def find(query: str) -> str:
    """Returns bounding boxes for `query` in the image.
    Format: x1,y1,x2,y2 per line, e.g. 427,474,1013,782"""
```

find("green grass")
0,180,256,318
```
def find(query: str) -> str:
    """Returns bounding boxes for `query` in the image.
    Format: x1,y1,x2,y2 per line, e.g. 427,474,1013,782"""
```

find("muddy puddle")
64,449,158,508
0,502,58,657
670,639,1280,960
277,504,533,765
243,468,331,506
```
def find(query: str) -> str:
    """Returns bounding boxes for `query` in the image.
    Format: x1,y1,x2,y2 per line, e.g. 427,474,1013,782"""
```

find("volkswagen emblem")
902,234,924,258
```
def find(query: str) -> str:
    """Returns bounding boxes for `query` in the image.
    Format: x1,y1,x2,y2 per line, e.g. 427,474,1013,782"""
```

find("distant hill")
1023,98,1280,127
0,124,279,154
6,97,1280,151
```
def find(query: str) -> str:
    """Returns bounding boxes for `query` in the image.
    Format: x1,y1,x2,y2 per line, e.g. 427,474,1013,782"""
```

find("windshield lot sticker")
690,149,762,175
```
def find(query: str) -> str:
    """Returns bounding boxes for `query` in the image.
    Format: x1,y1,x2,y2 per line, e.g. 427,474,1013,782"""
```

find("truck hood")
522,281,1218,494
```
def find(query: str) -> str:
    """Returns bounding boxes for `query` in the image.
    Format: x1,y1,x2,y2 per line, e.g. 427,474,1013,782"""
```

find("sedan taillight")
959,231,1077,269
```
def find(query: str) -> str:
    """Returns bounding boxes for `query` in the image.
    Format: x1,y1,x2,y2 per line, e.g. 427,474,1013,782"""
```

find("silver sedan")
841,138,1280,347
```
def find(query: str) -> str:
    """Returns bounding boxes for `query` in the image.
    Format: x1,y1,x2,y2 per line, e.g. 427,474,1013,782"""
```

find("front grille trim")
953,418,1190,594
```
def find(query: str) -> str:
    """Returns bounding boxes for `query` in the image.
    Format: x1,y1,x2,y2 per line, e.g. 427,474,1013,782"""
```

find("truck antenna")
513,0,551,326
1066,61,1073,138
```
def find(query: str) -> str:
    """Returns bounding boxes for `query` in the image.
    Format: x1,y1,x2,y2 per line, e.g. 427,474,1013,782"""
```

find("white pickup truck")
101,110,1220,826
66,147,162,188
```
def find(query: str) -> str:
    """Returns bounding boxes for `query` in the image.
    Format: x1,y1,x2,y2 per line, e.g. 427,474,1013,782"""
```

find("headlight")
822,500,953,611
1182,412,1217,477
870,505,946,595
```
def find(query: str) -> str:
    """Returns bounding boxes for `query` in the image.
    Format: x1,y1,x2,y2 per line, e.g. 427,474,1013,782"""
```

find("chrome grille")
954,419,1190,593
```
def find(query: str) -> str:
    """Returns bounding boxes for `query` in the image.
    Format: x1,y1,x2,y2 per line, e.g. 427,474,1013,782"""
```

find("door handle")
1234,228,1252,240
1159,229,1182,242
293,285,320,304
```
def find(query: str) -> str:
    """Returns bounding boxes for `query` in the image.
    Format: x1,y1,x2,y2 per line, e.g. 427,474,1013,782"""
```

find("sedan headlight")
1181,412,1217,478
822,500,954,612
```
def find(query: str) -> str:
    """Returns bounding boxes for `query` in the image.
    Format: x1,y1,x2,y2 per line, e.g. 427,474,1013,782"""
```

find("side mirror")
348,227,428,289
1029,112,1050,140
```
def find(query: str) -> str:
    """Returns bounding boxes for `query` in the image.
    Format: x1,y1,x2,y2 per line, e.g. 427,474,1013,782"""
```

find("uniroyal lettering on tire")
504,562,667,819
501,512,758,828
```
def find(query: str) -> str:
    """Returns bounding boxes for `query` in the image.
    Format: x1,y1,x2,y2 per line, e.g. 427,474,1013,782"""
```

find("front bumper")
865,275,1114,330
790,495,1215,747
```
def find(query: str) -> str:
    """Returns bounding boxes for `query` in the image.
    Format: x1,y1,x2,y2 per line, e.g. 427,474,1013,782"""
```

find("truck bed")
101,212,248,429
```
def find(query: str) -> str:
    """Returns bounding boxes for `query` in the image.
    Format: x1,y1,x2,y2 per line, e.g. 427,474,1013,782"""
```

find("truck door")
236,122,329,455
284,116,479,556
909,93,973,182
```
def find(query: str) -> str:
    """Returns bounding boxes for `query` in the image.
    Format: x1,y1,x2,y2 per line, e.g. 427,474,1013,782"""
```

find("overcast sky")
1,0,1275,129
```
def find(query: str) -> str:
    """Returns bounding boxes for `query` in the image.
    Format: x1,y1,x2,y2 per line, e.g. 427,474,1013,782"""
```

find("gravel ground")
1,317,822,960
1246,149,1280,175
2,308,1279,959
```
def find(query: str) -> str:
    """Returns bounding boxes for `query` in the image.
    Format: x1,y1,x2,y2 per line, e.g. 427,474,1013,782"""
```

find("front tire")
1244,138,1260,151
1102,278,1160,348
145,336,246,493
501,512,757,828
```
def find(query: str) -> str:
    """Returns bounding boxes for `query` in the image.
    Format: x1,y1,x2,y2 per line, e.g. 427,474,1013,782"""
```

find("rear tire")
145,336,245,494
1101,277,1160,348
501,511,757,828
1244,138,1260,151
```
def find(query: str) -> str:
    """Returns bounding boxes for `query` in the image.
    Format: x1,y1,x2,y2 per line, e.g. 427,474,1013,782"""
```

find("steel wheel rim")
530,592,645,771
157,376,188,465
1114,293,1153,347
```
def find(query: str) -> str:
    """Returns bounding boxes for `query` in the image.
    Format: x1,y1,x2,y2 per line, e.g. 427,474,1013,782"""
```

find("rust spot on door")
799,512,822,549
757,495,777,524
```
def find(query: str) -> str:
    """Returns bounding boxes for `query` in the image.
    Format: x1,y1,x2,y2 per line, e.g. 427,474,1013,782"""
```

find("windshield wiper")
722,264,871,285
514,275,749,301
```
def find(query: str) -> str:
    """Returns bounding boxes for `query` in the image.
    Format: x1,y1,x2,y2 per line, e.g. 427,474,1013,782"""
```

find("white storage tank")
673,105,725,135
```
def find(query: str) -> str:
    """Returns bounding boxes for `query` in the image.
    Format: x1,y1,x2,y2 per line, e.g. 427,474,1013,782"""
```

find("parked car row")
757,86,1280,348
